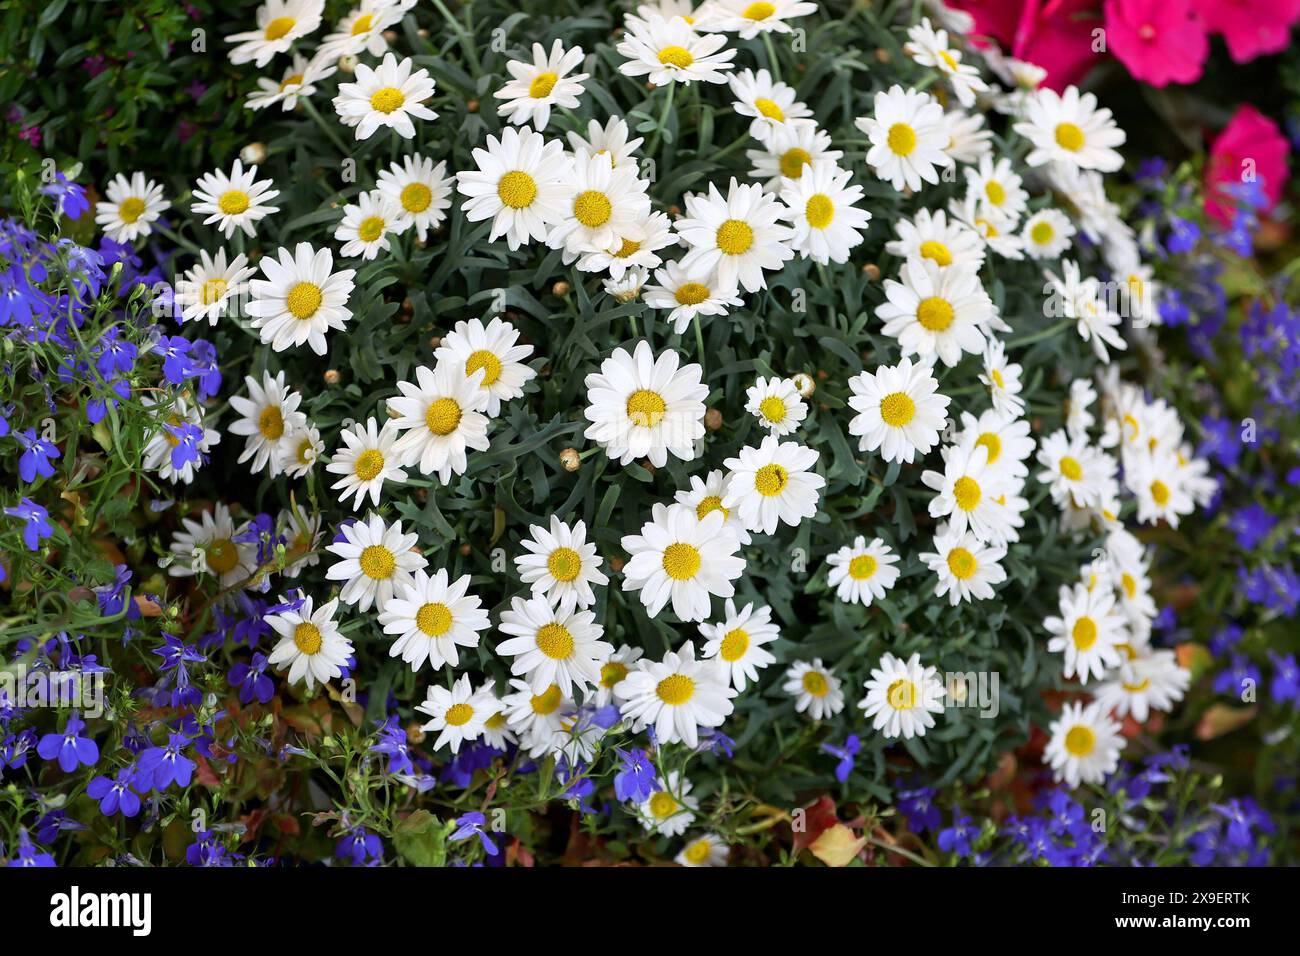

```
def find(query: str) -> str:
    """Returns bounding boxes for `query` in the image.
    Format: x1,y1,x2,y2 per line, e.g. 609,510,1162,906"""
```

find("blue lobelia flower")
613,747,659,803
15,428,60,482
86,766,143,818
450,811,499,857
36,711,99,772
5,497,54,550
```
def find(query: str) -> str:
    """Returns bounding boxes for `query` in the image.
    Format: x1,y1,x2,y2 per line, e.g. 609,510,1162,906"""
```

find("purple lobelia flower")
450,811,499,857
5,497,54,551
36,711,99,772
613,747,659,803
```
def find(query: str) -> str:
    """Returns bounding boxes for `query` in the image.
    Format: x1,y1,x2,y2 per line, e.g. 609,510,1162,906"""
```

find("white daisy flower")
858,651,947,740
1044,700,1123,787
885,207,985,273
699,598,779,691
677,177,795,293
245,54,337,111
95,172,169,244
326,417,407,510
376,153,454,241
582,340,707,467
1045,582,1127,683
722,434,824,535
951,409,1035,481
905,16,988,107
846,357,950,465
481,701,518,751
566,116,644,171
635,770,698,836
416,675,501,753
643,260,743,334
433,316,536,418
1117,259,1160,328
279,507,323,578
547,149,651,256
673,468,753,545
620,503,746,622
619,640,737,747
266,595,351,690
377,568,489,672
277,420,324,478
877,257,990,367
1036,428,1116,510
729,67,814,145
602,267,649,302
166,503,257,587
745,375,807,435
314,0,403,61
226,0,325,67
191,160,281,239
856,85,951,192
826,535,900,606
778,160,872,265
497,594,612,697
514,516,608,612
940,108,994,165
676,833,729,867
964,155,1027,223
141,393,220,485
783,659,845,720
334,190,409,260
705,0,818,38
617,14,737,86
919,525,1007,606
922,436,1020,546
1129,451,1195,528
1021,208,1075,260
227,370,308,476
325,512,427,611
1014,85,1126,172
175,249,255,325
1092,646,1189,723
388,361,492,483
575,211,679,278
980,338,1025,419
746,123,843,192
456,126,572,251
1065,378,1098,439
594,644,645,707
494,40,589,130
333,52,437,140
947,194,1025,260
246,242,355,356
500,678,569,744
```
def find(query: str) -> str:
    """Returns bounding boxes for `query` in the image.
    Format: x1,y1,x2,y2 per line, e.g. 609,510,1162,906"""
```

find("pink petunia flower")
951,0,1105,91
1204,105,1290,226
1104,0,1209,87
1191,0,1300,64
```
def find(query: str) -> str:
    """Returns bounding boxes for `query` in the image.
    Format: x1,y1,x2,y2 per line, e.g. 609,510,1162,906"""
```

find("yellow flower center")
416,602,453,637
887,123,917,156
600,661,629,688
286,281,323,320
953,476,981,512
1121,572,1137,600
649,791,679,818
1059,456,1083,481
370,87,406,114
1150,479,1170,506
1030,220,1055,245
465,349,502,386
219,190,251,216
547,546,582,582
657,45,695,69
280,73,305,90
759,395,787,423
1072,616,1098,650
919,240,952,266
716,219,754,255
656,673,695,705
975,432,1001,464
744,1,776,20
1054,122,1085,152
947,547,976,580
1064,724,1095,757
626,388,666,427
264,16,295,40
528,72,558,98
293,622,322,655
200,278,228,306
939,49,959,71
916,296,955,331
779,147,812,179
674,282,710,306
400,182,432,213
802,671,829,696
354,449,385,481
532,684,563,715
719,628,749,662
1122,677,1151,693
257,405,285,440
683,839,713,864
695,496,728,521
573,190,613,228
879,391,916,427
754,97,784,120
754,463,788,497
205,538,239,575
118,197,145,223
359,544,396,580
848,554,877,580
662,542,701,581
805,193,834,229
444,702,474,726
351,13,373,34
424,397,462,436
886,679,917,710
984,181,1006,206
614,237,642,258
536,622,575,659
357,215,386,243
497,170,538,209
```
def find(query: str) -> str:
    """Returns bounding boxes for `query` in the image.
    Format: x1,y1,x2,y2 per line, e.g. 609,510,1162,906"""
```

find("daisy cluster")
28,0,1227,863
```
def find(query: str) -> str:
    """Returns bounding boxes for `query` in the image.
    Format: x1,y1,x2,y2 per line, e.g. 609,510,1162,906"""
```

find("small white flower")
885,207,985,273
619,641,737,747
333,52,437,140
676,833,729,867
905,16,988,107
266,595,351,690
620,503,746,622
1044,700,1122,788
245,54,336,111
1020,208,1075,260
326,417,407,510
698,599,779,691
174,249,255,325
634,769,698,836
191,160,281,239
325,512,427,611
1044,582,1127,683
746,123,842,192
919,525,1008,606
226,0,325,67
494,40,589,130
675,177,795,293
1092,645,1190,723
778,160,872,265
456,126,572,251
858,651,946,740
416,675,501,753
705,0,818,39
922,436,1020,546
980,338,1025,419
576,211,679,279
378,568,490,672
673,469,753,546
376,153,454,241
514,516,609,612
825,536,900,606
856,85,952,192
227,370,308,477
783,659,845,720
877,256,990,367
497,594,612,697
846,357,951,465
744,376,807,435
166,503,257,588
334,190,409,260
722,434,825,535
729,67,814,145
1014,85,1126,172
246,242,355,356
95,172,169,244
434,316,536,417
964,155,1027,223
566,116,644,171
643,260,743,334
617,14,737,86
277,421,324,478
546,149,651,257
388,362,492,483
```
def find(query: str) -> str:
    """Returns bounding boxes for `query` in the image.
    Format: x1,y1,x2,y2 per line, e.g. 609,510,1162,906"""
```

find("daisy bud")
239,142,268,165
609,556,624,573
552,280,570,296
417,28,428,38
428,335,442,349
459,543,472,557
406,722,426,745
705,408,723,431
792,372,815,397
382,29,397,41
875,48,891,63
560,447,581,472
466,99,479,112
338,54,358,74
863,263,881,281
324,369,341,385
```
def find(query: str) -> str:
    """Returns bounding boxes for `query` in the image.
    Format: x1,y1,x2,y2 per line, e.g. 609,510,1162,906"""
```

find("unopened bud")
560,448,581,472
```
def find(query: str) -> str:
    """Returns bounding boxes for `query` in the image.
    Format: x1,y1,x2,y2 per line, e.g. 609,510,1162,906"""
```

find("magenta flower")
1104,0,1209,87
1191,0,1300,64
